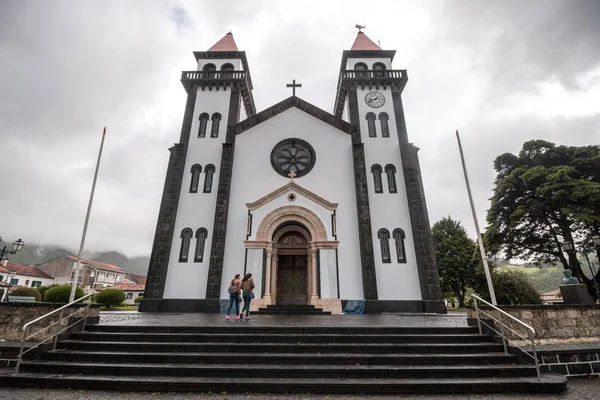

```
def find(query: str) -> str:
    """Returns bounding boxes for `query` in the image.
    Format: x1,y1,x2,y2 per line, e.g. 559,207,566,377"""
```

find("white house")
140,31,444,314
0,263,54,288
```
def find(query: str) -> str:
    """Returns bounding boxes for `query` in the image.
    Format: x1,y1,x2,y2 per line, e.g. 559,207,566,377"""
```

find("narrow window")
393,228,407,263
194,228,208,262
204,164,216,193
371,164,383,193
198,113,209,138
377,228,391,263
190,164,202,193
385,164,397,193
354,62,368,78
373,62,386,78
366,112,376,137
379,112,390,138
210,113,221,138
179,228,193,262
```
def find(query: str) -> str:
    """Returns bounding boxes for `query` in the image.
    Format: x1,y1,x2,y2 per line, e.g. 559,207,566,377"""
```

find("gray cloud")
1,0,599,260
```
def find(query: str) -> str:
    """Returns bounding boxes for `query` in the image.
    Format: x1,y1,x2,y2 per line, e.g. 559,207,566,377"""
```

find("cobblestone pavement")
0,377,598,400
98,311,469,327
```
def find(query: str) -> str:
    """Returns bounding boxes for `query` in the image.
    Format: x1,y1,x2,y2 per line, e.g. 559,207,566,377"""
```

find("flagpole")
456,130,497,305
70,127,106,302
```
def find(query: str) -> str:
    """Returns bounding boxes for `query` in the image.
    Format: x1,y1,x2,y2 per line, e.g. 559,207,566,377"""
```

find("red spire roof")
208,32,239,51
350,32,381,51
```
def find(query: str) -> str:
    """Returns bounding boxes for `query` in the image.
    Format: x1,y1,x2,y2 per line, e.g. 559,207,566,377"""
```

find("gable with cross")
286,80,302,96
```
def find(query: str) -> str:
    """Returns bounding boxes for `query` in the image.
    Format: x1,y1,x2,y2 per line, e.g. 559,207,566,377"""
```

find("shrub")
475,268,542,305
134,295,143,304
38,284,58,300
10,287,42,301
44,285,84,303
95,289,126,309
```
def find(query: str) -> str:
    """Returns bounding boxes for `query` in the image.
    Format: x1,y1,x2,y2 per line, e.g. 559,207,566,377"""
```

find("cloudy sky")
1,0,599,257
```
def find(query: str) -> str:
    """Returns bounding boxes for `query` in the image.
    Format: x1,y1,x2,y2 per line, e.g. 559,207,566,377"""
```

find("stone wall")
0,302,100,342
468,304,600,344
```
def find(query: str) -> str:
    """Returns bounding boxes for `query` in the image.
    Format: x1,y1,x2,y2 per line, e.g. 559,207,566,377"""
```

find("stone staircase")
255,304,331,315
0,324,566,394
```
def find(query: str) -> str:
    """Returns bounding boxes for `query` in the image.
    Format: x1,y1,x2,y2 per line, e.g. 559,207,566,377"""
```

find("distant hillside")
5,243,149,276
497,265,564,293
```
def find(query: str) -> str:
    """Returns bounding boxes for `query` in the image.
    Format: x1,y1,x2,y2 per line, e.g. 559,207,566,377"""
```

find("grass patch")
100,305,138,311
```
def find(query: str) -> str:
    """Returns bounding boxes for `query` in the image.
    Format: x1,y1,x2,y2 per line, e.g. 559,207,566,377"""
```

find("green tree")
10,287,42,301
95,289,126,309
432,217,479,307
486,140,600,296
475,268,542,305
44,285,84,303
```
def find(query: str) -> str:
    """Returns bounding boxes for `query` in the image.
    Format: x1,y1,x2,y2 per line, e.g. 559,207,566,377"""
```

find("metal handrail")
14,293,94,374
471,294,540,378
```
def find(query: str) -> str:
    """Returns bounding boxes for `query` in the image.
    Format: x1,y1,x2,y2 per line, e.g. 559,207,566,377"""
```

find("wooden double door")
277,254,308,305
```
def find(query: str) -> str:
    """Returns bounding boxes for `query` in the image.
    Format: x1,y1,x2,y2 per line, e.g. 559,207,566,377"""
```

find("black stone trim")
142,90,197,303
230,96,353,137
335,248,341,299
364,300,446,314
139,298,220,313
193,51,254,89
392,92,443,307
205,89,241,299
348,89,378,300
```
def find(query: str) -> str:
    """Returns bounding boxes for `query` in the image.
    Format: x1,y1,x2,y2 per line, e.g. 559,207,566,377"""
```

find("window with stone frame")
198,113,209,138
10,278,19,285
373,62,387,77
194,227,208,263
25,279,30,286
126,292,133,300
179,228,193,262
202,63,217,79
190,164,202,193
210,113,221,138
377,228,392,263
354,62,368,77
379,112,390,137
31,281,42,288
393,228,407,263
366,112,377,137
371,164,383,193
221,63,234,78
203,164,216,193
385,164,398,193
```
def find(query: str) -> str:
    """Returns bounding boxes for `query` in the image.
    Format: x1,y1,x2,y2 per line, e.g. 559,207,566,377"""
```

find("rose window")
270,138,316,178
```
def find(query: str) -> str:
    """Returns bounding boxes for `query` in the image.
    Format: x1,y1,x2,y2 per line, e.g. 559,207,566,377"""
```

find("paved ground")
98,311,470,327
0,377,596,399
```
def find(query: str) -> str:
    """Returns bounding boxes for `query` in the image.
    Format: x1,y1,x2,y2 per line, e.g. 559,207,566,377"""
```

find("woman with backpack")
226,274,242,320
240,273,255,320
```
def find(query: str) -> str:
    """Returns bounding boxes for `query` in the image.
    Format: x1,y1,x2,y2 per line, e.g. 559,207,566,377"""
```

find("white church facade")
140,31,445,314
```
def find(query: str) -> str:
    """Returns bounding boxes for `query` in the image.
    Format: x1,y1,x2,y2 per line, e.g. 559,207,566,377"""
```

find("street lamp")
561,240,575,253
0,238,25,261
593,235,600,247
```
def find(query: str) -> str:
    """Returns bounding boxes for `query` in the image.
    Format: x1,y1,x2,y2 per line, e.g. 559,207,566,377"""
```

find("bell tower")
334,31,444,313
141,32,256,313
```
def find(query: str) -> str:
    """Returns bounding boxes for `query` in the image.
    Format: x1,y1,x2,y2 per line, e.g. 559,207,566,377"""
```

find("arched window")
194,228,208,263
210,113,221,138
366,112,377,137
354,62,368,77
190,164,202,193
379,112,390,138
371,164,383,194
204,164,216,193
220,63,234,79
385,164,397,193
198,113,209,138
377,228,391,263
373,62,386,77
202,63,216,79
179,228,193,262
393,228,407,263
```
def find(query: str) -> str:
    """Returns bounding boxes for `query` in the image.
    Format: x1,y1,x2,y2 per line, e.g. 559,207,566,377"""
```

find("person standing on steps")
240,273,255,320
226,274,242,320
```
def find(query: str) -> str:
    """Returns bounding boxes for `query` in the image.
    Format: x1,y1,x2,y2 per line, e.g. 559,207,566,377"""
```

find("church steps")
69,331,494,344
84,324,480,335
18,360,538,379
42,350,519,365
57,340,505,354
0,373,566,394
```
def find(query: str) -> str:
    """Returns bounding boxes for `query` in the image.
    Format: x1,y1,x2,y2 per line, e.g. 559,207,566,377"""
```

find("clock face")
365,91,385,108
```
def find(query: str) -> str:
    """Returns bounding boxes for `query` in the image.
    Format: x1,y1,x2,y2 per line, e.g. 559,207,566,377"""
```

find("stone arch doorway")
273,225,310,305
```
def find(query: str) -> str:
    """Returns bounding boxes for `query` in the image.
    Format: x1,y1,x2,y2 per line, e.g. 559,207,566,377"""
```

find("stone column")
263,243,273,305
310,245,319,305
306,253,312,302
271,248,278,304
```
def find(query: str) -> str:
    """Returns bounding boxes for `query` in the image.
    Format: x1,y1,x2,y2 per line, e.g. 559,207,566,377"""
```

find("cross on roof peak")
286,79,302,96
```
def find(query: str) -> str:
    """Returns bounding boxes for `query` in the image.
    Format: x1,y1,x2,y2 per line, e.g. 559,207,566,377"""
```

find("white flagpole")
70,127,106,302
456,130,497,305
